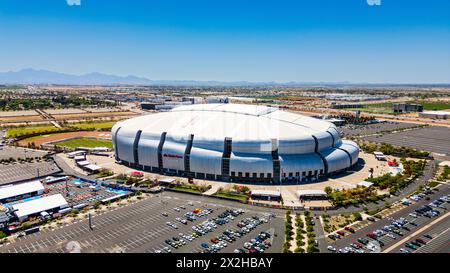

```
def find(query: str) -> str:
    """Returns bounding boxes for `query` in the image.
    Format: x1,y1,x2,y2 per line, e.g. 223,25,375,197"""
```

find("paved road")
52,153,96,180
325,183,450,253
0,191,284,253
312,215,327,253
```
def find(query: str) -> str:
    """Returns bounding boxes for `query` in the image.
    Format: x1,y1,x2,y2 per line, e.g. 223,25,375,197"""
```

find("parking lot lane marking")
383,211,450,253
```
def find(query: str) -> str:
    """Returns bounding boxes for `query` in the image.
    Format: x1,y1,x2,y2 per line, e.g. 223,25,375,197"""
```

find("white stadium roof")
113,103,336,142
0,181,44,201
12,194,68,220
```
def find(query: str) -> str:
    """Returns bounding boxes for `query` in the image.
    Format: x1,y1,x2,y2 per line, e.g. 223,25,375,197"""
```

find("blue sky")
0,0,449,83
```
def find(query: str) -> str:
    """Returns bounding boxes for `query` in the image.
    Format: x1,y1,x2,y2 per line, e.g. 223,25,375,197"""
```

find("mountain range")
0,68,353,86
1,68,448,87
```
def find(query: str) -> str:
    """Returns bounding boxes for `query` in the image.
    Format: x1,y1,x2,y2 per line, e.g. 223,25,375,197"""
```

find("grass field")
54,137,113,149
68,121,117,130
341,101,450,114
6,125,62,138
5,120,118,138
415,101,450,111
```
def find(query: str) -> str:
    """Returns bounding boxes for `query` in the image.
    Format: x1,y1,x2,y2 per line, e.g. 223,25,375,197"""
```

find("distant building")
419,111,450,119
206,96,228,104
330,103,364,109
393,103,423,114
141,101,193,111
141,102,159,110
182,97,203,104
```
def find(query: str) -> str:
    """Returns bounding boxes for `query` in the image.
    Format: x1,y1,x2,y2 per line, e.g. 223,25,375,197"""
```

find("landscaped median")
212,191,249,202
323,157,427,208
212,185,250,202
172,183,209,194
163,181,211,195
163,182,250,202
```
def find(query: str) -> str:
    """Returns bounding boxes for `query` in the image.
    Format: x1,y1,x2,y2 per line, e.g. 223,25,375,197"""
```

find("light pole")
87,213,93,230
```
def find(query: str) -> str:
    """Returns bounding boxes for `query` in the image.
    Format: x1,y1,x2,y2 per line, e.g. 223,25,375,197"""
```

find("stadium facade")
112,104,359,183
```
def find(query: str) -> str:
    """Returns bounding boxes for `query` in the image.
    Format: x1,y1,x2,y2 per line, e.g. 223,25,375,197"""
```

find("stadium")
112,104,359,183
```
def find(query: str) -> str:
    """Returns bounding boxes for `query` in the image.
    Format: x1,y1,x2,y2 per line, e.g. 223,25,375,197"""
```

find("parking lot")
413,217,450,253
0,146,48,161
0,161,61,185
325,184,450,253
341,122,421,137
364,126,450,156
0,191,284,253
160,207,279,254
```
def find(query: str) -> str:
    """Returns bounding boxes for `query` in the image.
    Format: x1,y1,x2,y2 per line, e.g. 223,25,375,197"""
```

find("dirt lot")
52,111,136,120
18,131,112,146
0,115,44,123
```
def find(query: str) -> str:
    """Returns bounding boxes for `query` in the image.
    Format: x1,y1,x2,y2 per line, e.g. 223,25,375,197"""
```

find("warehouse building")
112,104,359,184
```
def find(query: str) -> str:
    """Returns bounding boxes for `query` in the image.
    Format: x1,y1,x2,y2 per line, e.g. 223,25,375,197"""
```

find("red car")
416,238,426,245
337,230,346,236
345,226,355,233
366,233,377,239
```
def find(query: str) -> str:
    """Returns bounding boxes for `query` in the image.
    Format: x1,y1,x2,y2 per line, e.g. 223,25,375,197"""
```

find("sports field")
54,137,113,149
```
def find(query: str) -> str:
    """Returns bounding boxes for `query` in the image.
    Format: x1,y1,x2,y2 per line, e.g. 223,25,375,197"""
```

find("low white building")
357,181,374,188
250,189,281,200
0,181,45,202
374,151,386,161
44,176,69,184
296,189,327,200
12,194,69,221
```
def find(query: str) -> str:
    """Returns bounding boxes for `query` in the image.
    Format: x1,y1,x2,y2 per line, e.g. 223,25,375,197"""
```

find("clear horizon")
1,0,450,84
